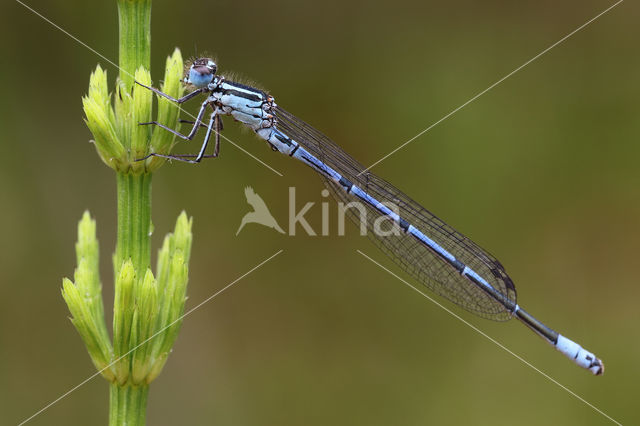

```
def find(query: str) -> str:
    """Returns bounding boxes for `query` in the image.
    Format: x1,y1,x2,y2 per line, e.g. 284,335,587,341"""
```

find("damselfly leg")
135,81,205,104
137,110,221,163
137,153,219,163
139,97,209,141
179,118,217,129
194,109,222,161
135,81,221,163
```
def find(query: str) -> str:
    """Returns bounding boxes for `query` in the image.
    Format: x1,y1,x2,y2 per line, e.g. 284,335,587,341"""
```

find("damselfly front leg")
135,81,205,104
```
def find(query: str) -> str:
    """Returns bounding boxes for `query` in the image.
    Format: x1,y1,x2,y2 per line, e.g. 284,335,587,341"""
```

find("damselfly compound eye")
186,57,217,88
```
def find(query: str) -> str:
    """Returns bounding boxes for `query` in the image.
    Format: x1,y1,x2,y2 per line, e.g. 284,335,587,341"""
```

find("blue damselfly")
136,57,604,375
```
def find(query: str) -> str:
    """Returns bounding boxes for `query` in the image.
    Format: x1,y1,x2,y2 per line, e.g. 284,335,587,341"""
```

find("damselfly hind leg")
136,153,218,163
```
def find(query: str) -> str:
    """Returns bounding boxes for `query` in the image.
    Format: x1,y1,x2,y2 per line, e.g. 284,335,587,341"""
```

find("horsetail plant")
61,1,193,424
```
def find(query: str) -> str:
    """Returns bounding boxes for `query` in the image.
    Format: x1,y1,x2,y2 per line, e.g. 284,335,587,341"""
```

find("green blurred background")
1,0,638,424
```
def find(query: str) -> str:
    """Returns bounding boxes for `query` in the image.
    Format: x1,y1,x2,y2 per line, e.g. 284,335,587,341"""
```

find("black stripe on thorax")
222,81,266,102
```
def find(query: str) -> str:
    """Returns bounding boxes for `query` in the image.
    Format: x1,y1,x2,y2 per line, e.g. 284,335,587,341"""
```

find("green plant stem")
112,1,153,424
115,172,152,277
118,0,151,89
109,383,149,426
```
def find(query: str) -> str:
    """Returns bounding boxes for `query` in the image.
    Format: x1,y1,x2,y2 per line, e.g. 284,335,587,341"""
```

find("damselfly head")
184,57,217,88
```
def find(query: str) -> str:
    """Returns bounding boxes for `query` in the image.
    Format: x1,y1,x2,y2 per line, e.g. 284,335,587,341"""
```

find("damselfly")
136,57,604,375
